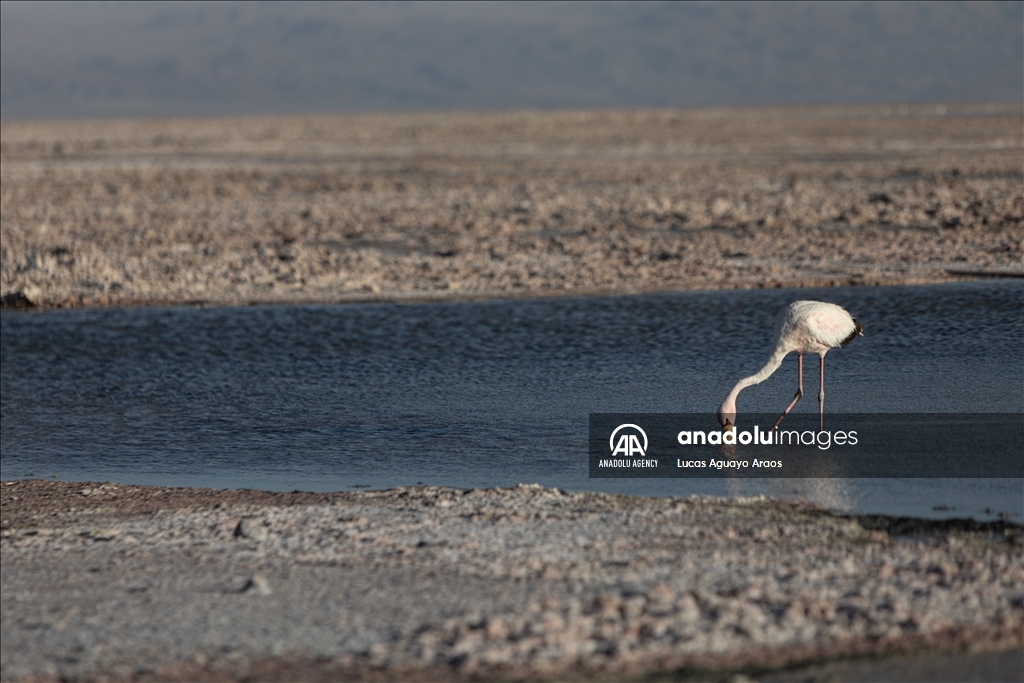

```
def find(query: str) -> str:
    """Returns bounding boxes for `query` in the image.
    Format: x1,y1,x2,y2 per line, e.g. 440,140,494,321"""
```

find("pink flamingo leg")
770,354,803,432
818,355,825,432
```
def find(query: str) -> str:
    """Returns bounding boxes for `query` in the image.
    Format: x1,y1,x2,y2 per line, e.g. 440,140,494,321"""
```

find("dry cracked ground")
2,103,1022,309
1,481,1022,682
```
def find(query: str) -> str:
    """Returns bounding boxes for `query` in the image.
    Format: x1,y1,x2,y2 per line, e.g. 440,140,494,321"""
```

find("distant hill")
2,1,1021,120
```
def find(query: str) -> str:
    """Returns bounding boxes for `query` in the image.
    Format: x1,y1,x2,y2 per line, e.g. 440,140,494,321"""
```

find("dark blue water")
2,281,1022,519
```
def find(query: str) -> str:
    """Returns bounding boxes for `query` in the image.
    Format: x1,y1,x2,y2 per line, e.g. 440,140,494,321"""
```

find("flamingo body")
717,301,862,431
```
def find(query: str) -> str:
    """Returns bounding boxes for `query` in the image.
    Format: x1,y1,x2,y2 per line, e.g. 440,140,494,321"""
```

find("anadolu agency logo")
610,423,647,456
599,424,659,469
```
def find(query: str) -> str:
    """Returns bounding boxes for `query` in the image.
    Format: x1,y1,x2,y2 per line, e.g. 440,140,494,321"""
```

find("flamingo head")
717,399,736,432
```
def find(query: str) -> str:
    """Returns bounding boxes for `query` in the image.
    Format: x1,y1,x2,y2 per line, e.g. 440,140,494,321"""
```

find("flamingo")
716,301,862,433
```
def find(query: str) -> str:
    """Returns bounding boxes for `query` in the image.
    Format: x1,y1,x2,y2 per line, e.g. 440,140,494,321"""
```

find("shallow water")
2,280,1022,520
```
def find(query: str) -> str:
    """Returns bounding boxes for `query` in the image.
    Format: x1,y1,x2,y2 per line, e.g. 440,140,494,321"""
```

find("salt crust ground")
2,104,1022,310
1,480,1021,682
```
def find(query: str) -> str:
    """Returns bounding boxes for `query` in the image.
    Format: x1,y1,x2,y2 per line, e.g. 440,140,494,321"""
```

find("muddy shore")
2,104,1022,310
1,480,1022,682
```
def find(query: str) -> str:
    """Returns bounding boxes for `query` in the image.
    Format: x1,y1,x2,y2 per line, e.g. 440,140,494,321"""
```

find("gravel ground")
1,480,1021,682
2,104,1022,309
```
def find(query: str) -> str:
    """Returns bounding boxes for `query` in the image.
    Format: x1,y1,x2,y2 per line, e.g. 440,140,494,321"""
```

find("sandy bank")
2,480,1021,681
2,105,1022,310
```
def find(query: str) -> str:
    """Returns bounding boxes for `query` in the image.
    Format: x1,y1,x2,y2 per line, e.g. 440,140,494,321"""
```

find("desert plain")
2,103,1022,308
1,104,1023,681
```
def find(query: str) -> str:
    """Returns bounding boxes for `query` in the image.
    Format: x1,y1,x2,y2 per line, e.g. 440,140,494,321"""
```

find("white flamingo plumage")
716,301,863,432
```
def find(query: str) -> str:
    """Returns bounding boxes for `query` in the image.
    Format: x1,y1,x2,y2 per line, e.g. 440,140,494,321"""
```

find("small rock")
234,519,268,541
367,642,390,663
0,291,35,309
485,616,509,640
241,574,272,595
726,674,758,683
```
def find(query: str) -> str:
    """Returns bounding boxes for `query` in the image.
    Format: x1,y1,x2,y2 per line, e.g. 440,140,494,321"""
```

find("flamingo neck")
718,348,789,424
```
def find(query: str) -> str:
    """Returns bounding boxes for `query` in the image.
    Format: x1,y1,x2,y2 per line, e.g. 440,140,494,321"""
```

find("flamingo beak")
722,420,734,433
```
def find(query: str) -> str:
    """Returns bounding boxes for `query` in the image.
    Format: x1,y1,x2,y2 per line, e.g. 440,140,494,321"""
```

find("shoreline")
3,272,1021,314
2,480,1021,681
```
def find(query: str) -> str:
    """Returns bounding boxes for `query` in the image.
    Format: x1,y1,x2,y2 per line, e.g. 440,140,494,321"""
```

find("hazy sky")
2,1,1021,120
